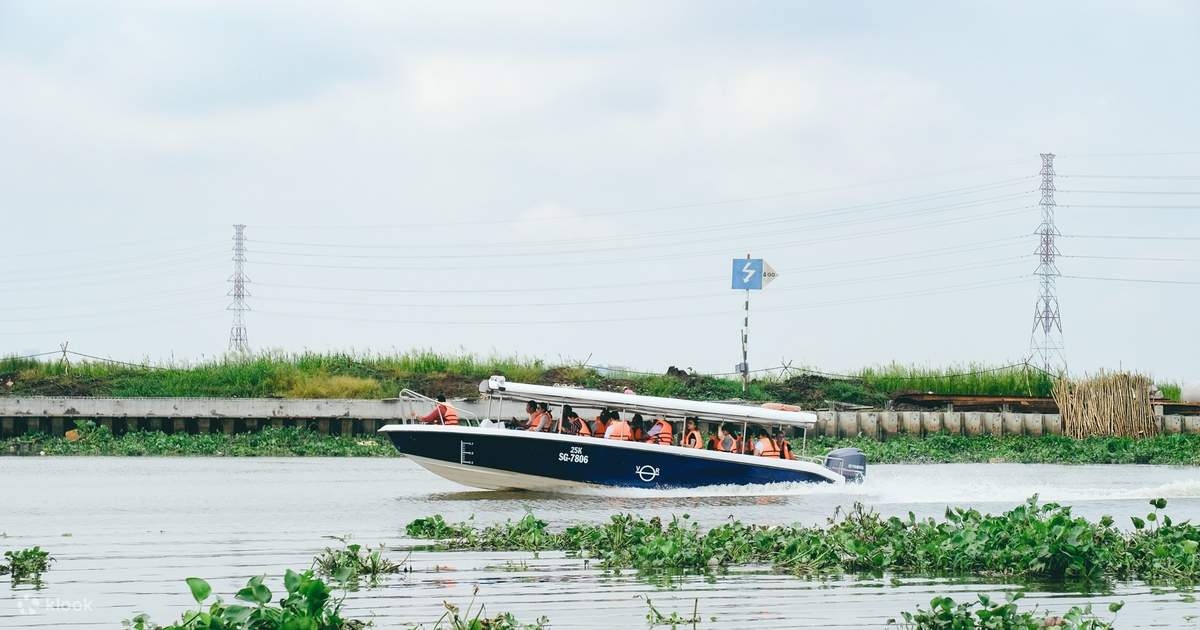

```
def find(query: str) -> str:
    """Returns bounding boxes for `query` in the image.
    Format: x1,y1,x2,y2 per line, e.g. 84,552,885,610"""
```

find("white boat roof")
479,375,816,427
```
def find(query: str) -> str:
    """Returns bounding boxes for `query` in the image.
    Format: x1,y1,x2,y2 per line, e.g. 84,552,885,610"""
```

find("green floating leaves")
407,497,1200,584
2,547,54,587
184,577,211,604
893,592,1120,629
124,570,367,630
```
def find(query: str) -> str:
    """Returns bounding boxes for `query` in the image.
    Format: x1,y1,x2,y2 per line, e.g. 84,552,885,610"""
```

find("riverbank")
5,426,1200,464
1,351,1085,407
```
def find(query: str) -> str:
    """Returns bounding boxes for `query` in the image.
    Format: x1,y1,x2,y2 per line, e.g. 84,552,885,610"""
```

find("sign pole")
742,253,750,395
730,253,775,398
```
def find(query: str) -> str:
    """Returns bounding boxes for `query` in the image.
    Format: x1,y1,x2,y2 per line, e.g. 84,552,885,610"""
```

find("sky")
1,1,1198,383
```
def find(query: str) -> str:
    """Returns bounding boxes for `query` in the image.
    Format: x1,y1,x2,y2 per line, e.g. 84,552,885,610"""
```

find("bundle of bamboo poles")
1053,372,1158,438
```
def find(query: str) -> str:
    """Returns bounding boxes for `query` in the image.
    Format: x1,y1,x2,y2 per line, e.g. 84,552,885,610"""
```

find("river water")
2,457,1199,628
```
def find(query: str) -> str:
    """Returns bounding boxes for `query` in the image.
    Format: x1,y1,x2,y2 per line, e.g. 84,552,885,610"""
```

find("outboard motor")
824,447,867,483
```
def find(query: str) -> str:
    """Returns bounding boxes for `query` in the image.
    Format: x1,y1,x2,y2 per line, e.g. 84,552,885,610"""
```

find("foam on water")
553,463,1200,506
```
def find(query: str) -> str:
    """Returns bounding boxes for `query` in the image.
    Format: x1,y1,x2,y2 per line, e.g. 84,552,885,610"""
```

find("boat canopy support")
479,375,816,428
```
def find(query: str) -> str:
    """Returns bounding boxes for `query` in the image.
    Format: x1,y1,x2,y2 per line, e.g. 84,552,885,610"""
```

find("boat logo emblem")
635,465,660,482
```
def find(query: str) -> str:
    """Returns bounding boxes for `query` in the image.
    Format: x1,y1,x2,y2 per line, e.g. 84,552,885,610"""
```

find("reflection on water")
0,457,1198,627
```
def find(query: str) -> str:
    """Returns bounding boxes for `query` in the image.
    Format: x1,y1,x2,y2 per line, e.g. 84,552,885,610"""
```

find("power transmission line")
247,181,1034,256
250,236,1029,296
1055,151,1200,158
0,312,227,336
252,256,1028,310
250,192,1031,262
250,162,1033,230
1059,204,1200,209
253,276,1027,327
1061,234,1200,241
1061,254,1200,263
1059,190,1200,195
249,206,1033,272
1058,174,1200,180
1062,275,1200,286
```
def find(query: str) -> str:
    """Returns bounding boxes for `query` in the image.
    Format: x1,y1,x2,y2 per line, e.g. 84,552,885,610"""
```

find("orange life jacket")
682,429,702,449
779,438,795,460
757,437,780,458
651,419,673,445
606,420,632,440
631,427,644,442
732,437,743,453
528,411,547,431
592,417,607,437
439,404,459,426
575,418,592,437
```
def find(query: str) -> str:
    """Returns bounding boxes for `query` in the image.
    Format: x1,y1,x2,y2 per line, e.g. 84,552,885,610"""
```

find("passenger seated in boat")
416,394,460,425
645,416,673,445
591,410,609,437
754,428,780,457
729,430,743,453
536,402,555,432
555,404,573,433
630,413,646,442
775,430,796,460
563,408,592,436
517,400,538,429
522,401,549,431
604,412,632,440
681,417,703,448
715,424,734,448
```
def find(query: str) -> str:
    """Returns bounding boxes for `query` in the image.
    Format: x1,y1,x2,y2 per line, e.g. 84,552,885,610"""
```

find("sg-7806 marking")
558,445,589,464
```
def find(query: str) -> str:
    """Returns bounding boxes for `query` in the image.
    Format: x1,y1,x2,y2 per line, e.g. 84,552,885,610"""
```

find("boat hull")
381,425,841,490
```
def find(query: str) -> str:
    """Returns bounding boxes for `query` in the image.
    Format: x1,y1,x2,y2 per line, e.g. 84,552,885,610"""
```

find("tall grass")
0,351,1184,405
0,350,549,399
857,363,1056,397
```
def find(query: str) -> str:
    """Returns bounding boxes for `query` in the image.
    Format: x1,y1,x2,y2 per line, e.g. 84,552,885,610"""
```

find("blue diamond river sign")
731,258,777,290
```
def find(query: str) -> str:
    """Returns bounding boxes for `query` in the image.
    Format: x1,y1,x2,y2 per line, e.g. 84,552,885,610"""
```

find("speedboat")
379,375,866,491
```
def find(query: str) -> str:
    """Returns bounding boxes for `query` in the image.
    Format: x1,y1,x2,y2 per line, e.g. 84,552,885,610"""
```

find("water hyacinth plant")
1,546,54,587
313,538,406,586
890,592,1121,629
406,499,1200,584
123,570,367,630
406,586,548,630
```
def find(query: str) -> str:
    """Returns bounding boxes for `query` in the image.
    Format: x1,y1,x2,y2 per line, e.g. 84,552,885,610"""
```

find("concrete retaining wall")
810,410,1192,438
0,397,1195,438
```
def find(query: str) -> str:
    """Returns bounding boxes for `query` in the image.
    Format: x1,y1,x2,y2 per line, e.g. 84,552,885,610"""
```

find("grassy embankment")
2,352,1191,462
1,350,1184,403
2,351,1079,404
